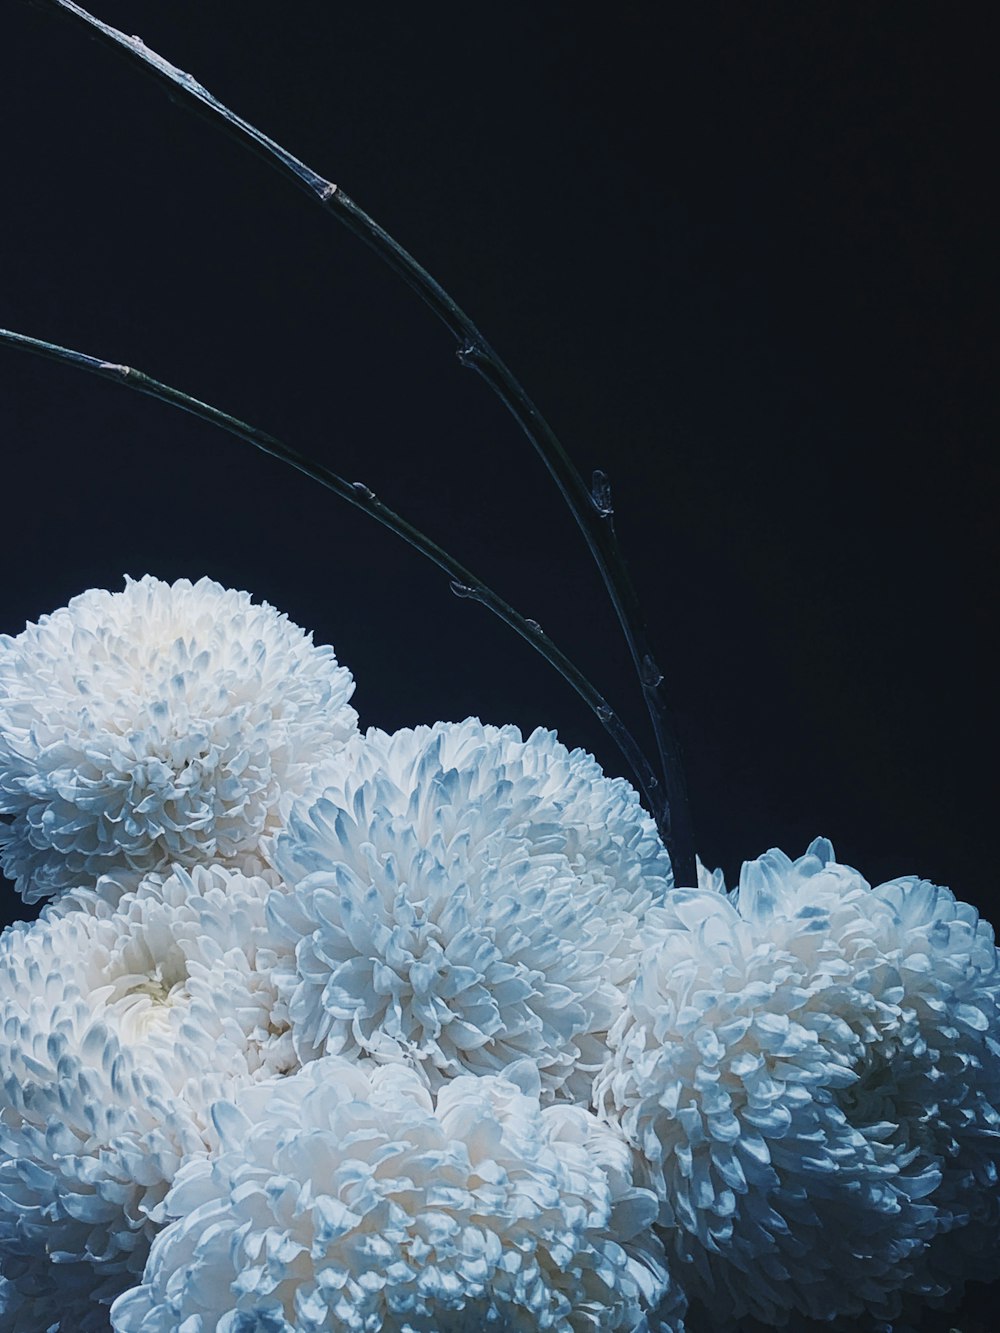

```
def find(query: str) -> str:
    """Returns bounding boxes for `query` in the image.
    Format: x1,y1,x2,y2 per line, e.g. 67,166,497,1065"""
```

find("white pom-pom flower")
861,872,1000,1308
597,839,1000,1326
269,719,672,1099
0,864,292,1301
0,575,358,902
110,1057,676,1333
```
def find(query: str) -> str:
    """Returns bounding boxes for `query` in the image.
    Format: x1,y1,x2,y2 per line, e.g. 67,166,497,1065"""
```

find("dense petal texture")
0,865,291,1305
5,574,999,1330
0,1261,120,1333
110,1058,676,1333
597,839,1000,1328
269,720,671,1100
0,576,357,902
863,873,1000,1308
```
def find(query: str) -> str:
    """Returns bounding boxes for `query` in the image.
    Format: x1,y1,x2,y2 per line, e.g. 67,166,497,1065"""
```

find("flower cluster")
1,578,998,1332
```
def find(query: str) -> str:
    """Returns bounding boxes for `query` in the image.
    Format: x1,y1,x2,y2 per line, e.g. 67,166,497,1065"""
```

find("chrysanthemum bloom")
861,873,1000,1312
110,1058,677,1333
597,839,1000,1327
0,864,292,1306
0,575,358,902
269,719,672,1100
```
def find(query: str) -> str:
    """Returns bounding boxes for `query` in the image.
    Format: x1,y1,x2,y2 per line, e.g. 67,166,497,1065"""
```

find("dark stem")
0,326,664,831
28,0,696,882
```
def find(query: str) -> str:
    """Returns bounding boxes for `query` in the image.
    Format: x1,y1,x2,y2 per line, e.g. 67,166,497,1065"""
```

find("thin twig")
0,326,665,829
31,0,695,883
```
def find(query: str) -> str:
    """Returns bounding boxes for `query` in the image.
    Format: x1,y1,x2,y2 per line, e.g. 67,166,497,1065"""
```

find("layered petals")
0,864,291,1301
110,1058,676,1332
597,839,1000,1326
0,576,357,902
269,720,671,1100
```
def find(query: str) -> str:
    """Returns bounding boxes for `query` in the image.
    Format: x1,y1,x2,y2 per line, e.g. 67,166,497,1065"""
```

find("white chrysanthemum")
861,872,1000,1310
269,719,671,1099
597,838,1000,1327
0,864,292,1300
0,575,358,902
110,1058,676,1333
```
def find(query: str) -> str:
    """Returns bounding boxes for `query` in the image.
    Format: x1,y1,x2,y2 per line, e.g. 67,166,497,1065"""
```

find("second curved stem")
0,326,664,835
37,0,695,883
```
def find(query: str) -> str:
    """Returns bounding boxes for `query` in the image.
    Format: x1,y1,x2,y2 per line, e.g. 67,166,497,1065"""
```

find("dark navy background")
0,4,995,1326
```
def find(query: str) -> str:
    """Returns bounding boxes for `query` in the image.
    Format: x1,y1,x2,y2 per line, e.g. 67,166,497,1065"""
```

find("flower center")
112,967,190,1042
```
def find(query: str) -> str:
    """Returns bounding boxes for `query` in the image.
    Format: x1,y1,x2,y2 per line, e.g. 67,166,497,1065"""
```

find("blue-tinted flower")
269,719,671,1099
0,1262,123,1333
0,576,357,902
110,1059,676,1332
597,839,1000,1326
0,865,291,1296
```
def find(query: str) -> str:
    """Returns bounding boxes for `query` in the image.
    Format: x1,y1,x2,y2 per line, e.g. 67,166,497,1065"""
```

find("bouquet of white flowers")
1,574,997,1331
1,5,995,1331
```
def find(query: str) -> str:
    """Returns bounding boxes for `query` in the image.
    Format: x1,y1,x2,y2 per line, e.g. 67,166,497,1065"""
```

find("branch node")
456,340,483,369
449,579,476,599
98,361,131,379
525,618,544,636
351,481,376,500
641,654,664,688
591,468,614,517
